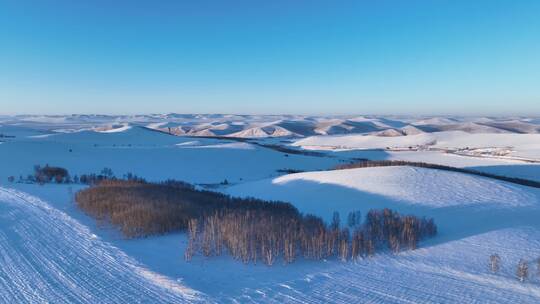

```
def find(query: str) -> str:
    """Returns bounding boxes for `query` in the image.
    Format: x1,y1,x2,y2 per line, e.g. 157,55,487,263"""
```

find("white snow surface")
96,124,132,133
293,132,436,150
294,131,540,160
227,167,540,226
0,187,205,303
234,227,540,303
176,141,255,150
0,126,338,184
267,167,535,208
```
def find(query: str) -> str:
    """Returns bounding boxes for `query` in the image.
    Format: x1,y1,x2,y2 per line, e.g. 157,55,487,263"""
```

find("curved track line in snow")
0,187,207,304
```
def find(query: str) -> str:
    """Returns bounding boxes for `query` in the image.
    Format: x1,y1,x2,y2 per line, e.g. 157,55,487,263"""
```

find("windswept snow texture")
0,187,205,304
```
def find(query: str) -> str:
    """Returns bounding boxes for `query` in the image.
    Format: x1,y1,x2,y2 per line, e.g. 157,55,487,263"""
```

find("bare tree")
490,254,501,273
184,218,199,261
347,211,361,228
517,259,529,282
331,211,341,230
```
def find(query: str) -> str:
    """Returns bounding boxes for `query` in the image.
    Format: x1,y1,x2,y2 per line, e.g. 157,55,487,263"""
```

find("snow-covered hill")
222,166,540,302
2,114,539,139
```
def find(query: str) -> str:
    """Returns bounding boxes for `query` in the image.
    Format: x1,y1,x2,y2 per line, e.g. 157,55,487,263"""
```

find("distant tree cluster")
334,160,540,188
32,165,70,184
77,168,144,185
276,168,305,174
9,165,144,186
258,143,326,157
186,208,437,265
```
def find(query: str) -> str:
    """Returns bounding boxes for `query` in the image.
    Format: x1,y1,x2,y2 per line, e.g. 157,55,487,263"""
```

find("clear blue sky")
1,0,539,115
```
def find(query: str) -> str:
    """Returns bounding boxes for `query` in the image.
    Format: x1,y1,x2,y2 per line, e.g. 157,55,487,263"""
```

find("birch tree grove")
76,180,437,266
187,208,437,265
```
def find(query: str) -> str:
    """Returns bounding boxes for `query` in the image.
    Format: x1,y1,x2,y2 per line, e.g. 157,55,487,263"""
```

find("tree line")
334,160,540,188
186,207,436,265
76,179,299,238
8,165,144,185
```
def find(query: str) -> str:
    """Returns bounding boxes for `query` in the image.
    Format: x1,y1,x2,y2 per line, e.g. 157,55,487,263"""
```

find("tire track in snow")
0,187,209,304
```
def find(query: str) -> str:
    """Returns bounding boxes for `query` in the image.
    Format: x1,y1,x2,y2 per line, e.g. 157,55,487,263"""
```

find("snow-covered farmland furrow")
0,187,207,304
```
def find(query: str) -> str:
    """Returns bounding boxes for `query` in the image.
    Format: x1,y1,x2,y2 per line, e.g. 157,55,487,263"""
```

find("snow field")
0,187,206,304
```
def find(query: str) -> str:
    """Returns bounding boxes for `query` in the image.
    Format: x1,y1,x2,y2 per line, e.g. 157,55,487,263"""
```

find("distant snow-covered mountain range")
1,114,539,138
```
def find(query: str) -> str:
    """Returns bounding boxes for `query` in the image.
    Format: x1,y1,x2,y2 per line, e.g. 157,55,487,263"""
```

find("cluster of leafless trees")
8,165,144,186
76,179,436,264
335,160,540,188
26,164,71,184
76,169,145,185
186,208,437,265
490,254,540,283
75,179,298,238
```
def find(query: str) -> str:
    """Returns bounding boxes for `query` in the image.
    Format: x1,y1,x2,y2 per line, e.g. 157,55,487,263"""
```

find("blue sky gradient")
1,0,539,115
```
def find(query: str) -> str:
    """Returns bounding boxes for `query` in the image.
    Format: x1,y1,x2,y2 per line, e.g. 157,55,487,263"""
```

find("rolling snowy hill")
2,114,539,139
1,116,540,303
